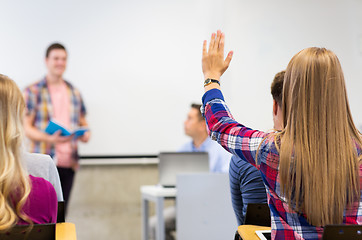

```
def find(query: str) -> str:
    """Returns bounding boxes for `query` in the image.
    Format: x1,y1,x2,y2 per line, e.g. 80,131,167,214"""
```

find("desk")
141,185,177,240
56,222,77,240
238,225,271,240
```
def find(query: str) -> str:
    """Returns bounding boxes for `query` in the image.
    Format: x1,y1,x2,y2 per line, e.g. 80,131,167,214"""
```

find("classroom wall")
1,0,361,156
223,0,362,131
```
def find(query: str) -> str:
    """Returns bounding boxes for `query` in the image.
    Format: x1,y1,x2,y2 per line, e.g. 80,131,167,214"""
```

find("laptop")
158,152,209,187
322,225,362,240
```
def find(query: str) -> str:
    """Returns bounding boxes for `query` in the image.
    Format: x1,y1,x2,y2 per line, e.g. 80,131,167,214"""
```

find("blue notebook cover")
45,120,88,138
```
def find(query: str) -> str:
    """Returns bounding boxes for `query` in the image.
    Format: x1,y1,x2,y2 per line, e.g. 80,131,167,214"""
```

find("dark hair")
46,43,66,58
270,70,285,106
191,103,203,120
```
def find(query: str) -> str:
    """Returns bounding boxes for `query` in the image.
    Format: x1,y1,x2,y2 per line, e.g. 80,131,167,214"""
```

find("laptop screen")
158,152,209,187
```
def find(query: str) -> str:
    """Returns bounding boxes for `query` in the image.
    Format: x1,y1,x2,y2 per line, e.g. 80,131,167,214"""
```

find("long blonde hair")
0,74,32,230
278,47,361,226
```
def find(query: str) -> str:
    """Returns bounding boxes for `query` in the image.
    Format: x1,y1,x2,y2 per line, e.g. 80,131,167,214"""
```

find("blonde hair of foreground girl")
0,74,32,231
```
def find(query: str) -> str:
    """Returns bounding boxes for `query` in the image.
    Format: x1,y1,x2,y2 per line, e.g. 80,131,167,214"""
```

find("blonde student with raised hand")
200,30,362,239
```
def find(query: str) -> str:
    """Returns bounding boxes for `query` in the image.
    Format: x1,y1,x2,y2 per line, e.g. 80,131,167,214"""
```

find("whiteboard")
1,0,361,155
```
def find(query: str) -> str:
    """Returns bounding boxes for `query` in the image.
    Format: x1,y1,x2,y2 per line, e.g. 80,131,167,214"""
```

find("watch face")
204,79,211,86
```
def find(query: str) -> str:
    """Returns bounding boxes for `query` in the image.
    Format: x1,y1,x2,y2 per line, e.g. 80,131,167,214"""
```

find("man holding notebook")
23,43,90,214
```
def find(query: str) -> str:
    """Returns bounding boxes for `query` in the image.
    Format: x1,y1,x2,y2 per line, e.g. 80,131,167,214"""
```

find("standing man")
23,43,90,214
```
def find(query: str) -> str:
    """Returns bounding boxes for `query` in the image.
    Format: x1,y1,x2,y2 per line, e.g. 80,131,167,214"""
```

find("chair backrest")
322,225,362,240
243,203,271,227
234,230,242,240
176,173,237,240
57,201,65,223
0,223,56,240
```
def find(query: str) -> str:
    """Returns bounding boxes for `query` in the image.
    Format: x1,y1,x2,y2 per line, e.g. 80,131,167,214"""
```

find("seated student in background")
179,103,232,172
0,74,57,229
201,30,362,239
229,70,285,225
149,103,232,240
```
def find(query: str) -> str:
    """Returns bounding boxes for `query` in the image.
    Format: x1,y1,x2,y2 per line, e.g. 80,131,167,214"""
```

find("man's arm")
23,113,71,144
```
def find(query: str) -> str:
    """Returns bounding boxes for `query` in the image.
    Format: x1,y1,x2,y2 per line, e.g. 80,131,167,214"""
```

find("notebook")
158,152,209,187
45,120,88,138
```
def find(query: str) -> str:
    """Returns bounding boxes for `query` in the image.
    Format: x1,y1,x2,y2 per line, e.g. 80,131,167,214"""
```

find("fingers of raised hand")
203,40,207,57
223,51,233,70
202,30,232,76
208,32,216,52
206,30,225,53
219,32,225,53
215,30,222,49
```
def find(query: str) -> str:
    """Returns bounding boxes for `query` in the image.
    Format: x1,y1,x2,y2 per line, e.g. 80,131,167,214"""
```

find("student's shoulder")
29,174,51,185
29,175,56,195
262,132,279,150
29,175,57,217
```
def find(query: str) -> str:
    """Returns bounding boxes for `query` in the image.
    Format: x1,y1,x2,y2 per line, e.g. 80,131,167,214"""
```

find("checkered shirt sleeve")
202,89,268,167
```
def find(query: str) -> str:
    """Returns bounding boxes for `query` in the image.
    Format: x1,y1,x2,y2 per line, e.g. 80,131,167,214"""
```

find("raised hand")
202,30,233,81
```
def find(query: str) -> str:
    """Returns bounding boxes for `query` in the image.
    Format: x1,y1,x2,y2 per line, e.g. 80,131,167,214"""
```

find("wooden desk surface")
56,222,77,240
238,225,271,240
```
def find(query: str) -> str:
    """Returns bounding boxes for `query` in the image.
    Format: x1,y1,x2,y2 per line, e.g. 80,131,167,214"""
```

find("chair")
56,222,77,240
177,173,237,240
322,225,362,240
236,225,271,240
0,223,55,240
243,203,271,227
234,230,242,240
57,201,65,223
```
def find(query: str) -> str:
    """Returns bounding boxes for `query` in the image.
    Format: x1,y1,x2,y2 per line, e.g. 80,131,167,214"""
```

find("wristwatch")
204,78,220,87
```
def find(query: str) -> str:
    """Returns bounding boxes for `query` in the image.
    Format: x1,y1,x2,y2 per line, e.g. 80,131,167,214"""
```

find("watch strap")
204,78,220,87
